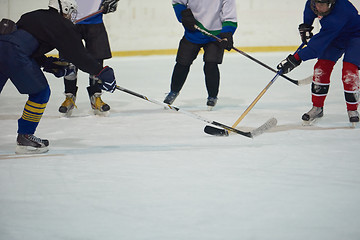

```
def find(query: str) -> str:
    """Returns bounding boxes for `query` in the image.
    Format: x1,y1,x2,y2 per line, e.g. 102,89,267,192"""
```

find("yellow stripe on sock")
21,111,42,122
25,101,47,114
26,100,47,109
21,100,47,123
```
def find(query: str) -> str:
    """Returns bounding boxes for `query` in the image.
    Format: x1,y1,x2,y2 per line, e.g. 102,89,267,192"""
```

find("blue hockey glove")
101,0,119,14
96,66,116,92
219,32,234,51
181,9,196,31
42,57,70,78
277,54,301,74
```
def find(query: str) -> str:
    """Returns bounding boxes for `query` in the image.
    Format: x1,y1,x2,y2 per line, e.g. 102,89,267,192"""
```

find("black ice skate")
302,106,323,125
164,91,179,105
16,134,49,154
207,97,218,111
348,110,359,128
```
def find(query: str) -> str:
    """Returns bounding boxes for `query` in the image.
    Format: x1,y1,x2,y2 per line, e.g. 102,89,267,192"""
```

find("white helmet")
49,0,78,21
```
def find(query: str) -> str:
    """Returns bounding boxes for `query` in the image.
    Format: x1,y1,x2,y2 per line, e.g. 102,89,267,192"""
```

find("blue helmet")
310,0,336,16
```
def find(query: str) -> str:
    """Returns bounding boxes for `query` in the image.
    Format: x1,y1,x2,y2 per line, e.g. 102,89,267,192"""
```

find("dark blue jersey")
298,0,360,61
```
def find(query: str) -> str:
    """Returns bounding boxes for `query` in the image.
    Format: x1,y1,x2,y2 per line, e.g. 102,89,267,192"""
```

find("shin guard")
18,87,50,134
342,61,359,111
204,62,220,98
311,59,335,107
170,63,190,93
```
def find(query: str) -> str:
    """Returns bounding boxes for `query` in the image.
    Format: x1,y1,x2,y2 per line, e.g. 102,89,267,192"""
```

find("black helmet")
310,0,336,16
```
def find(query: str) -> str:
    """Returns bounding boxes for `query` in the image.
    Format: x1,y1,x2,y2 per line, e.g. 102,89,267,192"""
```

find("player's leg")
164,37,200,105
83,23,112,113
342,37,360,123
203,41,224,108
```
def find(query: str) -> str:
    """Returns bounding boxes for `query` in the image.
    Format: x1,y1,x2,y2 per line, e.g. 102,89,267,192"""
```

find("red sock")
311,59,335,107
342,61,359,111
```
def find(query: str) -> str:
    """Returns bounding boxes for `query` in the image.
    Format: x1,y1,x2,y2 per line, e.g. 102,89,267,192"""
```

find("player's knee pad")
342,61,359,107
311,82,329,95
89,74,99,86
64,63,78,81
29,86,51,104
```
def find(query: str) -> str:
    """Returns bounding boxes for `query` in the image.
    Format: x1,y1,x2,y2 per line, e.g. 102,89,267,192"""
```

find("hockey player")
0,0,117,154
163,0,237,109
58,0,119,116
277,0,360,125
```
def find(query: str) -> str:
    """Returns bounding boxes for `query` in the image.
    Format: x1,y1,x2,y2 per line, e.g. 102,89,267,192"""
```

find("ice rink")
1,52,360,240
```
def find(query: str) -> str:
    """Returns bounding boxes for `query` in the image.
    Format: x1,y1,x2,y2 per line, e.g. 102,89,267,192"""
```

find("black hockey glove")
181,9,196,31
96,66,116,92
219,32,234,51
42,57,70,78
298,23,314,45
0,18,16,35
101,0,119,14
277,54,301,74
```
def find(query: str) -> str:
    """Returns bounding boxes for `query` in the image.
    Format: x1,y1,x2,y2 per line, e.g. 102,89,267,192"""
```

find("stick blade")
250,117,277,137
204,125,229,136
297,75,313,86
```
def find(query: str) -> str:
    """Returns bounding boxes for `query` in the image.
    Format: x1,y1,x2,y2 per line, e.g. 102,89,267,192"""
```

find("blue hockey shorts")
0,30,49,94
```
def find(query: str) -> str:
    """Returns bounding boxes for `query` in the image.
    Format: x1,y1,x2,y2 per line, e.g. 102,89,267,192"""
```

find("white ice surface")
1,52,360,240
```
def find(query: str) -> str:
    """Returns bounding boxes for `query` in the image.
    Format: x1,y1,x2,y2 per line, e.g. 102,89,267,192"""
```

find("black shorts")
75,23,112,60
176,37,224,66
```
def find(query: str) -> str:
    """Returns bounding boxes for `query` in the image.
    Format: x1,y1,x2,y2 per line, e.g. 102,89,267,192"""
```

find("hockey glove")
0,18,16,35
181,9,196,31
219,32,234,51
101,0,119,14
277,54,301,74
96,66,116,92
42,57,70,78
298,23,314,45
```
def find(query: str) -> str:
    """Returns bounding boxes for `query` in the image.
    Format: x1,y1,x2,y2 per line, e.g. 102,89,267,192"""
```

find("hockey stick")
194,25,312,86
115,85,276,138
75,9,103,24
204,44,305,137
204,71,283,137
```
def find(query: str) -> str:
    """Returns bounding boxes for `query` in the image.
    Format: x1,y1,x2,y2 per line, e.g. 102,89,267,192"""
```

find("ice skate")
164,91,179,105
59,93,77,117
206,97,218,111
15,134,49,154
302,106,323,125
348,110,359,128
90,92,110,116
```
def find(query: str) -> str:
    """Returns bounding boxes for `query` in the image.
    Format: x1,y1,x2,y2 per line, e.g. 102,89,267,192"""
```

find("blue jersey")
298,0,360,61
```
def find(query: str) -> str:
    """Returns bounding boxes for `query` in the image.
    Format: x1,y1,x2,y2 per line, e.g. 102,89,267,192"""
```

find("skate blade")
61,109,73,118
15,145,49,154
92,109,110,117
302,118,318,126
207,106,214,111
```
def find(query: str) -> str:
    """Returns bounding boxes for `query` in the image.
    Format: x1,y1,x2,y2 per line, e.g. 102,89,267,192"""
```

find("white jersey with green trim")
75,0,102,21
172,0,237,31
